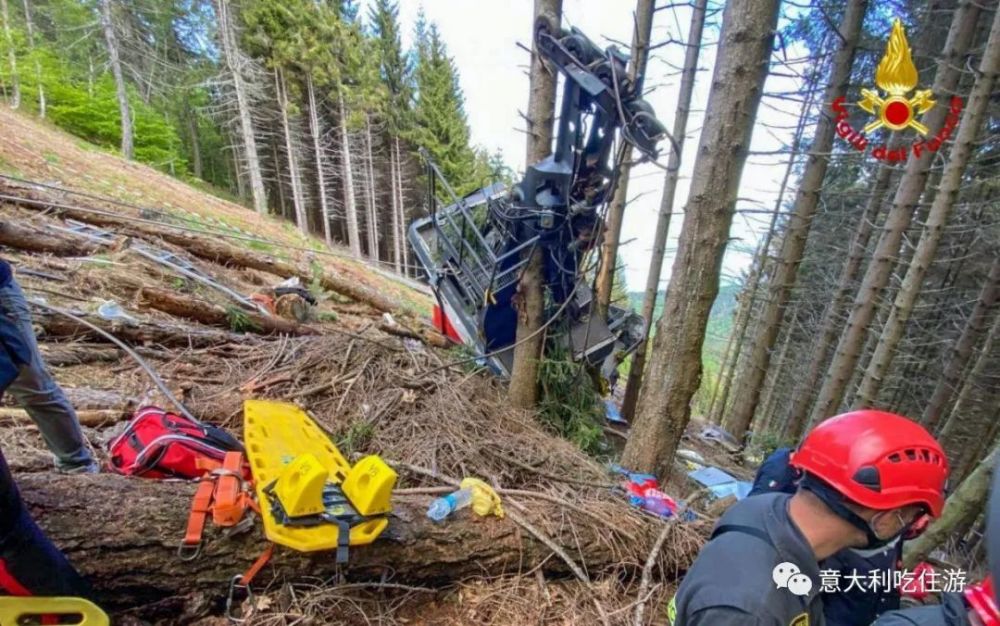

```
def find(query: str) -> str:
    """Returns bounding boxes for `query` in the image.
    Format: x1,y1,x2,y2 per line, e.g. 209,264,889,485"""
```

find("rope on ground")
31,301,200,424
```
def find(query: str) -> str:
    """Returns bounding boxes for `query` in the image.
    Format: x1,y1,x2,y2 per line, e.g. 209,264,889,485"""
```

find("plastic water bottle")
426,488,473,522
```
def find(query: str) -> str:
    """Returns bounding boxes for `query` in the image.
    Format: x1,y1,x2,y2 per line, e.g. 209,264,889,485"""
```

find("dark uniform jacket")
750,448,902,626
672,493,825,625
870,593,970,625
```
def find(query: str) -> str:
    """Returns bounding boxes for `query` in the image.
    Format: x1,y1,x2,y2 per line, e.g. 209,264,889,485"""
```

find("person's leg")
0,448,93,598
0,279,95,472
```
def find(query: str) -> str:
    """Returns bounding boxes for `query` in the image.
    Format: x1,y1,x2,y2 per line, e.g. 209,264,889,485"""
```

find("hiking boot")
57,461,100,475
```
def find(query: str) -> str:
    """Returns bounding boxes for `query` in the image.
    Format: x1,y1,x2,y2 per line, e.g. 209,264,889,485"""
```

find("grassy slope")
0,108,431,315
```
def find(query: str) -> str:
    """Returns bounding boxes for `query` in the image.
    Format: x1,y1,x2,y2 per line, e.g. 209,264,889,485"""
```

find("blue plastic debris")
688,466,753,501
604,399,627,424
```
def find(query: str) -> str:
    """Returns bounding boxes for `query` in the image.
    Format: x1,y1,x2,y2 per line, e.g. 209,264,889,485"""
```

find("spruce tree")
410,20,475,193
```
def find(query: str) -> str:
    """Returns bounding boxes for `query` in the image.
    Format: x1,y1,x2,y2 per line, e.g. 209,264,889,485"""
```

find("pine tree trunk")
922,258,1000,430
338,92,362,258
276,68,308,236
395,137,409,276
621,0,780,475
938,310,1000,480
364,115,380,261
306,75,332,247
99,0,132,160
593,0,655,321
214,0,267,214
186,114,203,180
711,258,759,425
710,74,819,428
232,141,246,199
810,0,983,423
758,303,799,436
389,138,402,272
87,56,94,98
509,0,562,409
705,300,739,424
856,12,1000,407
20,0,42,116
724,0,869,443
1,0,18,110
621,0,709,420
271,141,288,219
783,143,900,441
903,440,999,568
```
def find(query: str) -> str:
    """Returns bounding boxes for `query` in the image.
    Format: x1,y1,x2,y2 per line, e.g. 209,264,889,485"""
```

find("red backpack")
108,406,246,479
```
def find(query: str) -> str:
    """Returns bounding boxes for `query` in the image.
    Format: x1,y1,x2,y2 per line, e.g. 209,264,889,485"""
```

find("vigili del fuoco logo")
832,19,963,162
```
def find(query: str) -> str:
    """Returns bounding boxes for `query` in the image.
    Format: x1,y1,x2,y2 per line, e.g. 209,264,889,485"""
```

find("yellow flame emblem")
858,19,935,135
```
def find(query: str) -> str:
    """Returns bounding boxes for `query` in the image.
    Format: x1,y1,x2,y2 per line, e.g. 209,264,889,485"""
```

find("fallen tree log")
40,344,121,366
0,407,126,427
378,321,452,349
137,230,402,317
137,287,317,337
0,219,100,256
1,185,402,315
18,474,694,617
33,310,254,348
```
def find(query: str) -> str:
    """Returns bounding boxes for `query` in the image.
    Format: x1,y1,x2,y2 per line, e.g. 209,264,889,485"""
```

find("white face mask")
849,534,901,557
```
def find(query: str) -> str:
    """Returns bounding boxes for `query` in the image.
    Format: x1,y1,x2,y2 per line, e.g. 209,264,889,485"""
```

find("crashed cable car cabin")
409,19,667,379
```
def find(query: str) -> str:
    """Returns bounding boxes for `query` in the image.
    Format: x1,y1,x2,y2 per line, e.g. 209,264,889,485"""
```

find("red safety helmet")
790,410,949,516
966,576,1000,626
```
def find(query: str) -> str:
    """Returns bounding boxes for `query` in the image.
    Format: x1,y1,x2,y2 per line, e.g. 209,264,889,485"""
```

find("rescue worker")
870,463,1000,625
748,446,928,624
669,410,949,626
0,259,97,473
0,300,92,597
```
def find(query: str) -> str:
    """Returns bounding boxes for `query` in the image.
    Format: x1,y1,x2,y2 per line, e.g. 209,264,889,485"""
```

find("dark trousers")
0,448,92,598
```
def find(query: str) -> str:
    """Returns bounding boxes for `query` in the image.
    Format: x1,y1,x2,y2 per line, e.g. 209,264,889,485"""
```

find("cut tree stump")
17,473,688,617
137,287,317,337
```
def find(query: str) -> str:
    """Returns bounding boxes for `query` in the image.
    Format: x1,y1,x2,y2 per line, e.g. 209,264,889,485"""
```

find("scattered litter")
273,276,316,304
131,243,266,314
382,312,397,327
676,448,706,465
604,398,626,424
427,477,505,522
46,219,116,244
403,338,425,354
688,466,753,501
698,424,741,451
96,300,139,325
611,464,694,520
427,488,471,521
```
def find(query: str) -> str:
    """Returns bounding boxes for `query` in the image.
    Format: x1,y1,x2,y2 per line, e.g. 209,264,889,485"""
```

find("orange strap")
212,452,247,527
182,479,216,551
239,543,274,587
180,452,255,558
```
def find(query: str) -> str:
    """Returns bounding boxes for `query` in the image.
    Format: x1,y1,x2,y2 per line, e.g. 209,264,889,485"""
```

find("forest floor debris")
0,181,723,624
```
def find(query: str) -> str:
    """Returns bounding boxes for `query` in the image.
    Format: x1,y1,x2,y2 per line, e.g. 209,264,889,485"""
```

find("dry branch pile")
0,183,710,625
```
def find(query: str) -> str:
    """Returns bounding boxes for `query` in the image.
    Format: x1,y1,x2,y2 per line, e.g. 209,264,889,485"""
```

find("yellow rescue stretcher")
0,597,108,626
243,399,396,559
